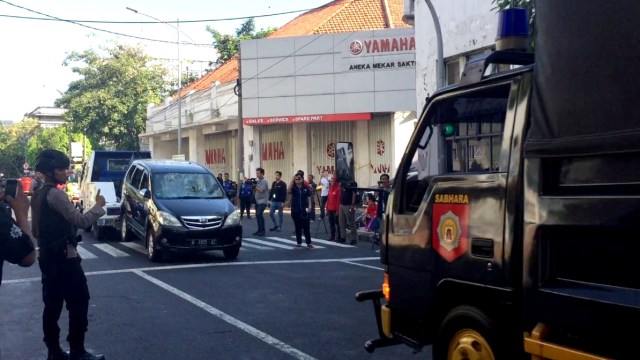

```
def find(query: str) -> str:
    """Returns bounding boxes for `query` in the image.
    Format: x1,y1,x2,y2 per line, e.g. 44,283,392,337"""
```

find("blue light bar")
495,8,529,51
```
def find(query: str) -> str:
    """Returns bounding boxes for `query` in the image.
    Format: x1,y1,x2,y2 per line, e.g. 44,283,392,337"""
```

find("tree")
206,18,277,67
56,44,170,150
0,119,39,177
492,0,536,49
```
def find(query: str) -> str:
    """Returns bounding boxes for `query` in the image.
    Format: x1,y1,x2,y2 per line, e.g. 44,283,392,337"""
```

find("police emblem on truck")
432,194,469,262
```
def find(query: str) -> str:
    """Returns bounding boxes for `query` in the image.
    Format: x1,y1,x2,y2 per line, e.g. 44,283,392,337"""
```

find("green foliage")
491,0,536,49
206,18,277,67
55,44,170,150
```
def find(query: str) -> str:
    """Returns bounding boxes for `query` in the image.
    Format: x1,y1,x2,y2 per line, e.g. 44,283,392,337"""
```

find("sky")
0,0,329,121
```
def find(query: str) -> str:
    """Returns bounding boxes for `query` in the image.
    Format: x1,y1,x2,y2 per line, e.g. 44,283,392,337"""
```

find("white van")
78,150,151,240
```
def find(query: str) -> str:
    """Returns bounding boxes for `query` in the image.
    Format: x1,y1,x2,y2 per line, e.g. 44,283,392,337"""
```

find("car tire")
120,215,133,242
433,305,498,360
146,230,163,262
223,244,240,260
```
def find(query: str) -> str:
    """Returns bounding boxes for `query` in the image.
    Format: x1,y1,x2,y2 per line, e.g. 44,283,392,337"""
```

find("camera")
4,178,19,200
247,178,258,186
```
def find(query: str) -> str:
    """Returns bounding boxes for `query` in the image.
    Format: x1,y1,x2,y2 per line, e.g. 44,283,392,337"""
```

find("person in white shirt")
319,170,330,220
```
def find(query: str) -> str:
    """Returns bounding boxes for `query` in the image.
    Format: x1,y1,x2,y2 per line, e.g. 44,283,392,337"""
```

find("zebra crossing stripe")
243,238,295,249
241,242,273,250
291,236,354,248
93,243,130,257
120,242,148,254
76,245,97,259
266,237,325,249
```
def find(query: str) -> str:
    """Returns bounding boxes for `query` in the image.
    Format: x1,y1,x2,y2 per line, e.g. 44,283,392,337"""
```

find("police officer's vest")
34,183,75,259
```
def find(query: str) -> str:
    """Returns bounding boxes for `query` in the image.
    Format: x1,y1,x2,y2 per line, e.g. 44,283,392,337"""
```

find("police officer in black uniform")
31,149,106,360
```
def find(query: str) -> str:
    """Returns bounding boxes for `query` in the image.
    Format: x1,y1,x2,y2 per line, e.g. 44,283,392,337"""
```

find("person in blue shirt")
238,177,253,219
290,174,314,248
221,172,236,204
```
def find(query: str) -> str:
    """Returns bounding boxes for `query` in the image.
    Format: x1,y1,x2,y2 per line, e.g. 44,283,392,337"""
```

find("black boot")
47,346,69,360
69,350,105,360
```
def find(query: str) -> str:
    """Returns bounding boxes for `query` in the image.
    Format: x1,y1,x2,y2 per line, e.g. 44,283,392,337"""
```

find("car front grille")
181,216,224,230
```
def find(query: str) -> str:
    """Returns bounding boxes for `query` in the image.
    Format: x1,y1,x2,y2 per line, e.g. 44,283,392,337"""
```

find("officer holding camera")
31,149,106,360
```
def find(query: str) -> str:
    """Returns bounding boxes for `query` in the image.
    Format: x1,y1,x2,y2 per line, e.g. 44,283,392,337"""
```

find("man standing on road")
31,149,107,360
268,171,287,232
253,168,269,236
319,170,330,220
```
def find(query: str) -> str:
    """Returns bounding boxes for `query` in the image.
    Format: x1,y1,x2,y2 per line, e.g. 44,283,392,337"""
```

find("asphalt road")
0,210,432,360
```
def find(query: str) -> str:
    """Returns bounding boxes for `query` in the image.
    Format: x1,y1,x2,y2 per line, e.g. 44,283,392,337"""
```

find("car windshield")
152,172,224,199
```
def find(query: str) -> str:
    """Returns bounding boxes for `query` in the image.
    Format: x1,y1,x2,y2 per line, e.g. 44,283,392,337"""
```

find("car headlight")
223,209,240,228
156,211,182,226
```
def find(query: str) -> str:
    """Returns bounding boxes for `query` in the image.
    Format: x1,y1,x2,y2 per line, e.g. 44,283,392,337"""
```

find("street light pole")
126,7,182,156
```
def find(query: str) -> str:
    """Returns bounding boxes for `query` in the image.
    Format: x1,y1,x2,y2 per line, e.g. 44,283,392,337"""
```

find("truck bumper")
355,289,400,353
97,215,119,228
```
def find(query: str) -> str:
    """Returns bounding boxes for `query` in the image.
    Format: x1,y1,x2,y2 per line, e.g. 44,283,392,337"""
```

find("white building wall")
413,0,495,111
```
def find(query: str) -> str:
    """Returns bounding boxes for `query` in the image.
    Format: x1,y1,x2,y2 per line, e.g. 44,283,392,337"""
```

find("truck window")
140,172,149,191
401,83,511,213
129,168,143,190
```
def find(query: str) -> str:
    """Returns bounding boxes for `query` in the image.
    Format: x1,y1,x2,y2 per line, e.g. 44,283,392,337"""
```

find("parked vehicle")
356,3,639,360
78,150,151,240
120,159,242,262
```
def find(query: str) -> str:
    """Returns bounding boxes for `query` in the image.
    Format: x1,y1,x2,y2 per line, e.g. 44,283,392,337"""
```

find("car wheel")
146,230,163,262
120,215,133,242
433,305,497,360
223,244,240,260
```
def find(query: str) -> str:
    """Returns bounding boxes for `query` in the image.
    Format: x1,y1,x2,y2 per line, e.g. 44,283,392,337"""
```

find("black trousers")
291,212,311,245
239,197,252,217
39,256,90,352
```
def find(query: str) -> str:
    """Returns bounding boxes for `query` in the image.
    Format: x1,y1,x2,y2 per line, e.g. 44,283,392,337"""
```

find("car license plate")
191,239,216,246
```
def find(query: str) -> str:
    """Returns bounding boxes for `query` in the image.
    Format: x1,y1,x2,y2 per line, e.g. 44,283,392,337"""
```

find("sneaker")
269,226,278,231
307,244,315,249
276,227,282,232
336,238,346,243
349,240,358,245
294,244,302,248
69,350,105,360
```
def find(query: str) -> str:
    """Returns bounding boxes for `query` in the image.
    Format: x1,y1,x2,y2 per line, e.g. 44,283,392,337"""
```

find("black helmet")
35,149,70,175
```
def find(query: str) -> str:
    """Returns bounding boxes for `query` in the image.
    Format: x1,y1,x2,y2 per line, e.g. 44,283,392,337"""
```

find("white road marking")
93,243,130,257
266,237,325,248
119,242,148,254
243,237,294,249
133,270,318,360
2,257,381,284
341,261,384,270
241,242,273,250
297,236,354,248
76,245,97,259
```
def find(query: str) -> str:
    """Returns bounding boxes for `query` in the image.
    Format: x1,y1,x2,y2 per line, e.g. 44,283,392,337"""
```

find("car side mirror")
139,188,151,199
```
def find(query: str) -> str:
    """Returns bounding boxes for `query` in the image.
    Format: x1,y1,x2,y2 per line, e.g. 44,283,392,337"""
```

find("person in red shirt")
363,193,378,231
325,176,342,241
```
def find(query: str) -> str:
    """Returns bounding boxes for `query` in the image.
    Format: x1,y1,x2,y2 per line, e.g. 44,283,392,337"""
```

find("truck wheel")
120,216,133,242
433,305,497,360
91,223,104,241
223,244,240,260
146,230,163,262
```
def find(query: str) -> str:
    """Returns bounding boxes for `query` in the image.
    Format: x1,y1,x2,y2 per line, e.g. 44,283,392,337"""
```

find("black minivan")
120,160,242,262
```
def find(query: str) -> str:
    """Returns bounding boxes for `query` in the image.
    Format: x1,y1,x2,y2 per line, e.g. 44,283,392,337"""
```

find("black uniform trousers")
39,256,90,352
239,196,252,217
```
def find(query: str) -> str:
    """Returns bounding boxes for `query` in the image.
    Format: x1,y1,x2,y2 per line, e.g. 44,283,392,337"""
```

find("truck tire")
433,305,498,360
91,223,104,241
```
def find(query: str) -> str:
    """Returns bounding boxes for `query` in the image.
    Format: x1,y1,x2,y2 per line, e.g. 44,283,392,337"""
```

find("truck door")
386,80,523,333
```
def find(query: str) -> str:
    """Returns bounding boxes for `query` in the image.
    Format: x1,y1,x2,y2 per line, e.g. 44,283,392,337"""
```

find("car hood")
155,198,235,217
